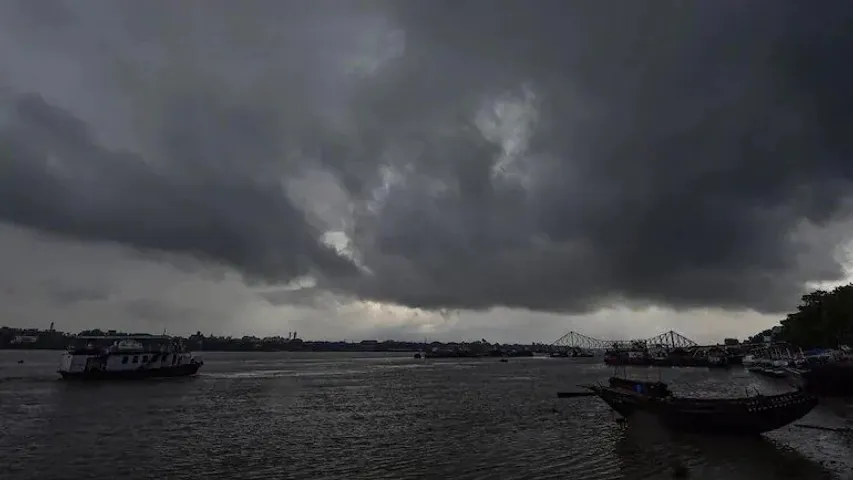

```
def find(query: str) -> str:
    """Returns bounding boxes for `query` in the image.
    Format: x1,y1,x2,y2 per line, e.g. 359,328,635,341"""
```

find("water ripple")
1,352,851,479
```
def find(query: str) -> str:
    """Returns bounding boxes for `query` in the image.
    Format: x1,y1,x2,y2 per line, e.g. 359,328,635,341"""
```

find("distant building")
11,335,38,344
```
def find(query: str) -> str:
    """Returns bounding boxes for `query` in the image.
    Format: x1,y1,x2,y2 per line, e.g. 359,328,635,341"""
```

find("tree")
770,284,853,348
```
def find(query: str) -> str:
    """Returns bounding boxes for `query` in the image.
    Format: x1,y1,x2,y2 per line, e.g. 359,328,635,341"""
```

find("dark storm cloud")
0,93,359,283
335,0,853,313
123,298,202,324
40,279,110,305
1,0,852,315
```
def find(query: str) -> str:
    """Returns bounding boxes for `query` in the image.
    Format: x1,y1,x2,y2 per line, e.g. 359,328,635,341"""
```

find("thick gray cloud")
0,224,782,343
0,92,359,284
1,0,852,318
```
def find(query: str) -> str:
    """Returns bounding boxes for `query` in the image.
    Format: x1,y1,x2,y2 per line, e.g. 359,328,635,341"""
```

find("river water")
1,351,852,479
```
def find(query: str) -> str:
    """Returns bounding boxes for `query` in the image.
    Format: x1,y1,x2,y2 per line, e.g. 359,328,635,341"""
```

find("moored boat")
604,344,739,368
561,376,817,435
604,349,648,365
747,343,804,369
57,335,203,380
786,347,853,396
551,347,594,358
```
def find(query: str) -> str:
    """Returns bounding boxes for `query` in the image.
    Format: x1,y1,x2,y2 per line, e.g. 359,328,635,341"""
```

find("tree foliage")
760,284,853,348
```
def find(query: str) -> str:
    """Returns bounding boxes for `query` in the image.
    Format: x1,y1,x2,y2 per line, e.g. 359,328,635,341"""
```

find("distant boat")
786,347,853,396
550,348,593,358
57,335,203,380
559,376,816,435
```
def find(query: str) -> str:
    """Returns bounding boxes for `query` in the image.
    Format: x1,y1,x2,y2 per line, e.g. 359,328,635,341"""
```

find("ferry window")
151,354,159,362
142,355,148,362
132,356,139,364
122,356,129,364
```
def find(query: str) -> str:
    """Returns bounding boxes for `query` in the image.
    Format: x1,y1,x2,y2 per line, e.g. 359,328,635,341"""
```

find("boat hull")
59,363,202,381
591,386,817,435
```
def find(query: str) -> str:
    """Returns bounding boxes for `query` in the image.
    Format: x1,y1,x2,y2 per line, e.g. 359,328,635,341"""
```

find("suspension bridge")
551,330,698,351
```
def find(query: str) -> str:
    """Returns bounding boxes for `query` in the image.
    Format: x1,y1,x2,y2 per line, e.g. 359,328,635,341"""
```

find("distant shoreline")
0,330,548,354
0,347,423,354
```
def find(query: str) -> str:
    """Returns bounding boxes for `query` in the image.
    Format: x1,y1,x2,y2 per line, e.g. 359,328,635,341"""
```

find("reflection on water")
1,351,851,479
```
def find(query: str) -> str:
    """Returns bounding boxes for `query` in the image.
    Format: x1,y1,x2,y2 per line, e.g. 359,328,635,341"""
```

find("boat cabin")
608,377,672,398
67,335,187,355
58,335,198,376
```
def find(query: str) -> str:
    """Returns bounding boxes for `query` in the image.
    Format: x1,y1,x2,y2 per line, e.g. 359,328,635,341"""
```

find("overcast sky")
1,0,852,344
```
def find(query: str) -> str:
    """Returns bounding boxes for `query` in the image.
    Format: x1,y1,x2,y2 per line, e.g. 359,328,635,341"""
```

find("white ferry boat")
57,335,203,380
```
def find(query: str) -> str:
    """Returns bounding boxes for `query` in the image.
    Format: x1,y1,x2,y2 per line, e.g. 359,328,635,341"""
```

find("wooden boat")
562,377,817,435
